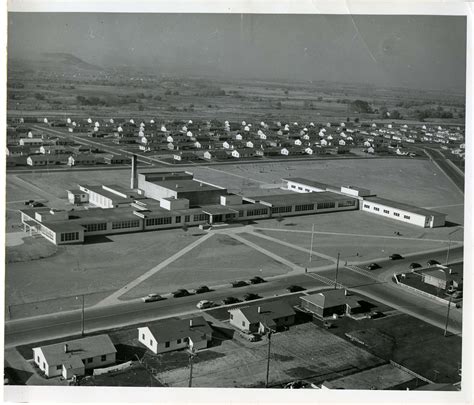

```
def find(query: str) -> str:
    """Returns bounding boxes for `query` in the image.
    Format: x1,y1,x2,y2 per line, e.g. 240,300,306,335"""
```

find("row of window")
317,202,336,210
246,208,269,217
83,223,107,233
193,213,207,222
364,204,412,220
60,232,80,242
112,219,140,229
295,204,315,212
271,206,293,214
290,184,311,192
142,334,189,348
145,217,172,227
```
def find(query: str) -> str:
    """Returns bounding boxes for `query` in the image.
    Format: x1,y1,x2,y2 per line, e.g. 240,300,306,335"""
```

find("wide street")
5,245,463,348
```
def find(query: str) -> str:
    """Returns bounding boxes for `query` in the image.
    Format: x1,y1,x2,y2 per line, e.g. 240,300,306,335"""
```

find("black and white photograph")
2,1,472,403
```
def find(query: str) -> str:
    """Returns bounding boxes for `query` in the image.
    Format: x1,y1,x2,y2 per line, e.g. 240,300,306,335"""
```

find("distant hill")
9,52,103,73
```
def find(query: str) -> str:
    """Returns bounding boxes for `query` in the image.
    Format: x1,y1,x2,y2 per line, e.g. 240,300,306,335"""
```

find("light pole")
265,329,274,388
77,295,85,337
334,252,340,289
308,224,315,265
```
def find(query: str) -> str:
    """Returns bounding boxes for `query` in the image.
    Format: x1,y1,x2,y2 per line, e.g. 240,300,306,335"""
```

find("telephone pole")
444,294,453,337
265,330,273,388
188,349,196,387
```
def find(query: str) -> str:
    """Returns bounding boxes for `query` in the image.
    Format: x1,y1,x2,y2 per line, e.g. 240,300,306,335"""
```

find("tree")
349,100,372,113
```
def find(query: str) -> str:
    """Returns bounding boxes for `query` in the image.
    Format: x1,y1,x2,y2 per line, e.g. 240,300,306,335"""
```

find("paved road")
422,147,464,192
4,273,323,347
5,247,463,347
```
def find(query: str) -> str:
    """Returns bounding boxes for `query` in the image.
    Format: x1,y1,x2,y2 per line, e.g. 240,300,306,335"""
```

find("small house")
300,290,347,318
138,317,212,354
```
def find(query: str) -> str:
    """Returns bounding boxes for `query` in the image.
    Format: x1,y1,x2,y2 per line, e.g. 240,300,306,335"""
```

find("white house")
304,147,313,155
280,148,289,156
32,335,116,379
138,317,212,354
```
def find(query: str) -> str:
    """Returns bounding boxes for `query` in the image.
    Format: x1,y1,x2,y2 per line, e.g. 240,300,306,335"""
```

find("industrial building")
19,156,447,245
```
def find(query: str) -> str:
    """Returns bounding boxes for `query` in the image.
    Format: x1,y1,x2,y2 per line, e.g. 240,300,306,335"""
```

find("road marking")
94,233,214,307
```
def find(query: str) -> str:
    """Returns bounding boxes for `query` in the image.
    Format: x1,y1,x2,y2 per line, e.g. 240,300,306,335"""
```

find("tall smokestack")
130,155,138,189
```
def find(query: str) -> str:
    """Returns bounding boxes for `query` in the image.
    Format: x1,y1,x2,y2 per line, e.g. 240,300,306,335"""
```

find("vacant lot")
155,322,385,387
314,312,462,383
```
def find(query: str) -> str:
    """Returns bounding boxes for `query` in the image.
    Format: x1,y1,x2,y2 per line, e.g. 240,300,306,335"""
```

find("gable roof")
142,316,212,343
34,334,116,366
229,301,295,325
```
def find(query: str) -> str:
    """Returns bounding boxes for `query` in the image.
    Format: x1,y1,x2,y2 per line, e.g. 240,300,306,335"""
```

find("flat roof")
80,185,133,204
282,177,334,190
151,179,225,193
201,205,239,215
364,196,446,217
246,191,357,207
41,221,85,233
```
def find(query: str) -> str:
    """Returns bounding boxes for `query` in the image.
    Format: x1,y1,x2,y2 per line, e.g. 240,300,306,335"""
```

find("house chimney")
64,344,69,353
189,319,194,328
257,306,262,313
130,155,138,189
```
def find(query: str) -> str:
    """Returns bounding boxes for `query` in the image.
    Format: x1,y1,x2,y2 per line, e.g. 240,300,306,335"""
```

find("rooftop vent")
64,344,69,353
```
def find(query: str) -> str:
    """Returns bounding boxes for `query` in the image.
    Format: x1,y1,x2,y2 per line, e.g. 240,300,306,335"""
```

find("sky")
8,13,467,91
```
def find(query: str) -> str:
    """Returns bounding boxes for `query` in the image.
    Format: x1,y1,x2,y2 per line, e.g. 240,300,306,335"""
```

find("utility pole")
334,252,340,289
265,330,273,388
188,349,196,387
308,224,315,264
444,294,453,337
446,228,461,265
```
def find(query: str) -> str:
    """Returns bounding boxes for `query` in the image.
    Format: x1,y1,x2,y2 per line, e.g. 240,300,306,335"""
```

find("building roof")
282,178,334,190
201,205,239,216
34,334,116,366
41,221,85,233
143,316,212,343
364,197,446,217
151,179,225,193
245,191,357,207
229,301,295,326
80,185,134,205
301,289,346,309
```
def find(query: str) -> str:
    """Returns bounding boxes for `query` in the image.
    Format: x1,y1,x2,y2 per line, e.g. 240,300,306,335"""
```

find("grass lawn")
315,313,462,383
6,236,58,264
80,364,163,387
255,228,450,263
5,228,206,307
121,233,291,299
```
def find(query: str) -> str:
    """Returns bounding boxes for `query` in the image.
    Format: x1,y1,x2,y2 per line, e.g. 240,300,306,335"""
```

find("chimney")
64,344,69,353
200,183,203,187
189,319,193,328
257,306,262,313
130,154,138,189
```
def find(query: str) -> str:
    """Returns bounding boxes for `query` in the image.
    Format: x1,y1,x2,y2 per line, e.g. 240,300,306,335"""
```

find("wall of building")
229,311,257,333
360,201,428,227
178,189,225,206
138,327,192,354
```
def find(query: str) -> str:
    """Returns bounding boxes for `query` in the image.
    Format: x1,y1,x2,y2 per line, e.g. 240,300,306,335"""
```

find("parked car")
284,380,307,389
30,202,44,207
287,285,305,293
389,253,404,260
409,262,422,269
222,296,240,305
368,311,385,319
367,263,381,270
427,259,440,266
231,280,248,288
142,293,164,303
196,300,214,309
194,286,211,294
243,293,260,301
249,276,265,284
452,291,463,299
172,289,190,298
323,321,333,329
24,199,34,205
